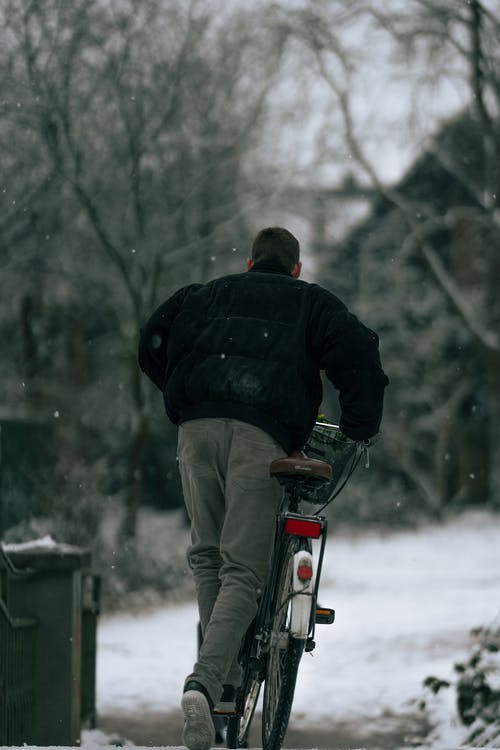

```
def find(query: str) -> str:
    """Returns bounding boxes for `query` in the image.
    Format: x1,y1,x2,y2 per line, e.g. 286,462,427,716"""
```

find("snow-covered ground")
90,510,500,748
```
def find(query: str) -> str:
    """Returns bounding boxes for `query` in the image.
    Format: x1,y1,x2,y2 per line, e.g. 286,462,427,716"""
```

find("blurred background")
1,0,499,611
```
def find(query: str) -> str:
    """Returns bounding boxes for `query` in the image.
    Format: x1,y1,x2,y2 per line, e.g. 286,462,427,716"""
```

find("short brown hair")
251,227,300,272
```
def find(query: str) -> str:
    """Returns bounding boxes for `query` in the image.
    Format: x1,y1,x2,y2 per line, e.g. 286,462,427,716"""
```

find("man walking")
138,227,388,750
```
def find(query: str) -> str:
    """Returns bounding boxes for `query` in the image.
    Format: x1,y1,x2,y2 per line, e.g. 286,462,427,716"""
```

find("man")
138,227,388,750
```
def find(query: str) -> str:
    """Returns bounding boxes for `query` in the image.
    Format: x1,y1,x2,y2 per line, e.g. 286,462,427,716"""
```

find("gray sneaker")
181,689,216,750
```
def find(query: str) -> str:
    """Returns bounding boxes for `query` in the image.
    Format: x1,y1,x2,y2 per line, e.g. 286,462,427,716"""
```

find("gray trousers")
178,418,285,706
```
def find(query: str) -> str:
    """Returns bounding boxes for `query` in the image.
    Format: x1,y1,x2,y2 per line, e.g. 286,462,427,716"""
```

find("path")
97,708,431,749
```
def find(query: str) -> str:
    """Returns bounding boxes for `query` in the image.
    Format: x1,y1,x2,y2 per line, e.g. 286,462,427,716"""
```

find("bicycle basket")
305,425,357,503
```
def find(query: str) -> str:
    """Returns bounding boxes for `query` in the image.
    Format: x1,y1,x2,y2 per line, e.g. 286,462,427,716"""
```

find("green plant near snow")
424,623,500,746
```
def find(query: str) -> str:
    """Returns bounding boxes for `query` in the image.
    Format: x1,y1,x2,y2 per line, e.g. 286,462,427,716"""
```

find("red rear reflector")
285,518,321,538
297,563,313,581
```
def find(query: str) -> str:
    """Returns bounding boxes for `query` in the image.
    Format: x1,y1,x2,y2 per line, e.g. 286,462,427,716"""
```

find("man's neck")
248,259,292,276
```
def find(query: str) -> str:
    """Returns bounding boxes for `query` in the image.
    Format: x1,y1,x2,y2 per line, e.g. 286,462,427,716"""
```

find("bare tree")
1,0,287,538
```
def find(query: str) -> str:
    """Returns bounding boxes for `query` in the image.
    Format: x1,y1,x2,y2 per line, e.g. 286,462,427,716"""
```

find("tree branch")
401,214,500,352
312,43,500,354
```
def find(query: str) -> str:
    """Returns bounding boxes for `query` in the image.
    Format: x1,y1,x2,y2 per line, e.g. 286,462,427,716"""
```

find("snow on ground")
90,511,499,748
96,511,499,717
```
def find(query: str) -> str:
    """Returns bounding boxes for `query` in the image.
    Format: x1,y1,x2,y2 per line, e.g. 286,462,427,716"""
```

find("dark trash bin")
3,539,94,746
0,547,37,746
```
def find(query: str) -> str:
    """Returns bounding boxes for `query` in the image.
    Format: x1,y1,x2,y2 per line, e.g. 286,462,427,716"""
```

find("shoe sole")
181,690,216,750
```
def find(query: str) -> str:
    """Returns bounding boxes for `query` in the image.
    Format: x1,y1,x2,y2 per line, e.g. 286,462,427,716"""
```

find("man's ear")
247,258,254,270
291,262,302,279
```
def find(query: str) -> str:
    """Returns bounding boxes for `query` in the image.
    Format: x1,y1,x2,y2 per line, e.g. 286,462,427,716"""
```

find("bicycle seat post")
286,484,300,514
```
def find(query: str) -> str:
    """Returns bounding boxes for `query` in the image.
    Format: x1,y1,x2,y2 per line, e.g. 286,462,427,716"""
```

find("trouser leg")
179,419,284,706
178,421,225,643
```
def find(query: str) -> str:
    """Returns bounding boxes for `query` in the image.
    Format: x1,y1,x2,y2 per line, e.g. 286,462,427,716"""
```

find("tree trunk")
20,293,42,405
485,350,500,506
120,353,149,540
121,415,149,540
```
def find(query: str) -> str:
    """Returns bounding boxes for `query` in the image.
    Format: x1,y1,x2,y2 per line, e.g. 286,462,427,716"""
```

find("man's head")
248,227,302,278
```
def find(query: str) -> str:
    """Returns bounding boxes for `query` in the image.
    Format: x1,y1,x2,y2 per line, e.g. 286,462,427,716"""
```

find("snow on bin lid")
1,535,91,571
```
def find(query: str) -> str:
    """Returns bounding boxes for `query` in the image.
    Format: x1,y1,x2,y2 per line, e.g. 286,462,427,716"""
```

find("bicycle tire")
226,673,261,748
262,535,309,750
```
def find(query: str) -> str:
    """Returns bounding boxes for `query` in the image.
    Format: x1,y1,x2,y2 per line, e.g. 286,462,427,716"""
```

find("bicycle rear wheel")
226,673,261,748
262,535,309,750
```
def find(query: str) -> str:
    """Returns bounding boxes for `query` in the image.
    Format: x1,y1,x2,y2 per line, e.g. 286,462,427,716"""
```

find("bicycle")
224,420,371,750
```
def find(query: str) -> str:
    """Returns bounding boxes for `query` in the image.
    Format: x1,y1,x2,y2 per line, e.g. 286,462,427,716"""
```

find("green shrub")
424,624,500,746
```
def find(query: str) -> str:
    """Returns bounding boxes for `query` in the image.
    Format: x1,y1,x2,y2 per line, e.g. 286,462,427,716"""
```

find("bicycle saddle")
270,451,332,484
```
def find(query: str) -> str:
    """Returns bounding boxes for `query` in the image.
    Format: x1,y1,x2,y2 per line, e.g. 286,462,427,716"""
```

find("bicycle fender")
290,550,314,638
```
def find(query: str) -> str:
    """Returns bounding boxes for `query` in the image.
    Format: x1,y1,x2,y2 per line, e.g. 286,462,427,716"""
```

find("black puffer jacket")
138,261,388,452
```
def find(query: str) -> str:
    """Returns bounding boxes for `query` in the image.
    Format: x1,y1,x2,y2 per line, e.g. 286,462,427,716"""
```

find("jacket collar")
248,260,292,276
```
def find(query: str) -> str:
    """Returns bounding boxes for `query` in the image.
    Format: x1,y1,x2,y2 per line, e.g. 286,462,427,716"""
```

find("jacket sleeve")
138,287,189,391
310,288,389,441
